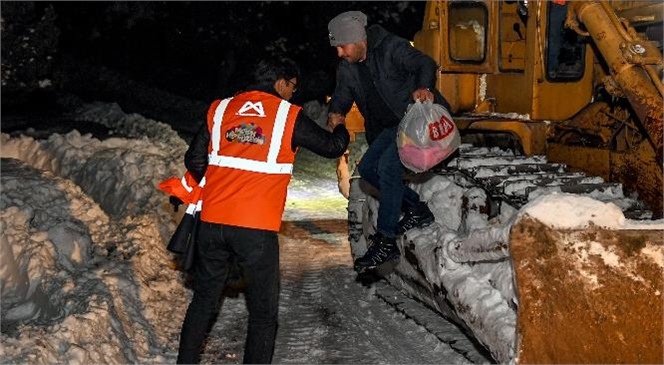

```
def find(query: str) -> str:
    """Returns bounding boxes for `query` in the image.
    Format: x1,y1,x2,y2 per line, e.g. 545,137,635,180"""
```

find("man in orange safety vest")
175,57,349,364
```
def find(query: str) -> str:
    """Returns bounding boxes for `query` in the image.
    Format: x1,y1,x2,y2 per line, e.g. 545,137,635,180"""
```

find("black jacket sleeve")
291,111,350,158
328,64,356,117
184,122,209,183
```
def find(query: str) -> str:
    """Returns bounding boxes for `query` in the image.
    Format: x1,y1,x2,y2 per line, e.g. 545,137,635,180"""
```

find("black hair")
250,57,300,88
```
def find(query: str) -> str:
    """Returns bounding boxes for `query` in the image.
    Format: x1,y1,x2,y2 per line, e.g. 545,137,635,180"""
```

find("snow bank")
521,192,664,230
0,102,190,364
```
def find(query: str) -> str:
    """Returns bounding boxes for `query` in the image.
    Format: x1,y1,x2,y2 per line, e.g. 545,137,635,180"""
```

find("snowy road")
183,146,492,364
198,216,490,364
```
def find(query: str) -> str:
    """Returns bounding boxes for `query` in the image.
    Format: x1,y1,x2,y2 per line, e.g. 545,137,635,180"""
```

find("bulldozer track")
433,145,652,219
347,143,660,363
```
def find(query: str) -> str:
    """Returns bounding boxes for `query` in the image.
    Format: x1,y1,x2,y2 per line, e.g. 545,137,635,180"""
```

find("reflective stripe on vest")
207,98,293,175
181,172,205,194
158,172,205,204
185,200,203,215
180,176,193,193
210,98,232,157
182,176,206,215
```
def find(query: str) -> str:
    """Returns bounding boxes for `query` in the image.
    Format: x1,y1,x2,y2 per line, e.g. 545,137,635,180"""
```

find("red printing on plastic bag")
427,115,455,141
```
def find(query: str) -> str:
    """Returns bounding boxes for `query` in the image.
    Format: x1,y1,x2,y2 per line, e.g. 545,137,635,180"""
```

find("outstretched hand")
412,88,434,103
327,112,346,131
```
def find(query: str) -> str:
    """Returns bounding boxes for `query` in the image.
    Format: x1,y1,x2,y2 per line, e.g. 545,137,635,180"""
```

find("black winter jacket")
185,87,350,182
328,24,449,144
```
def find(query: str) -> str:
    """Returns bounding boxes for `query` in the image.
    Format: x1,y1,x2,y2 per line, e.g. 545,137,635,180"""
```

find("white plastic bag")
397,100,460,173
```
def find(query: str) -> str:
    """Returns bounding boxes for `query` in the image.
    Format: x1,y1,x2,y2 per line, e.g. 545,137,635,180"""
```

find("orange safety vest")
201,91,300,231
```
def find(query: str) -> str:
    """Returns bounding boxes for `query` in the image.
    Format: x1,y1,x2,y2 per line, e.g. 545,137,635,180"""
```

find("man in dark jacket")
326,10,449,273
177,57,349,364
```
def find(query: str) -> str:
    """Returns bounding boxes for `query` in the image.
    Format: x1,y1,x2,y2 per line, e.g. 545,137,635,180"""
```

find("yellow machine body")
416,0,662,217
344,1,663,363
346,0,662,216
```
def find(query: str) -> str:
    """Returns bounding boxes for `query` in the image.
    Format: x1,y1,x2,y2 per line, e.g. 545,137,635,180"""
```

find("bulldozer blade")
510,216,663,364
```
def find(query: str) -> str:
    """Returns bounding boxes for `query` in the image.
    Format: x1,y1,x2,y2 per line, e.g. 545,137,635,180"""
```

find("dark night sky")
1,1,426,134
42,1,426,104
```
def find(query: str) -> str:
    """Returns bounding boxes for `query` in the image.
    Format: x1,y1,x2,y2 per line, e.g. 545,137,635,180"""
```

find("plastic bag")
397,100,460,173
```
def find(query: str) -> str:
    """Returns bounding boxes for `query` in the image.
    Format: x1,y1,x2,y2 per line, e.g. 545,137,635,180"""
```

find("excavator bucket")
510,216,663,364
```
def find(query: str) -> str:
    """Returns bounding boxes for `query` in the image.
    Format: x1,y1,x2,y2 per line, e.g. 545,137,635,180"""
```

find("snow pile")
1,102,189,364
522,192,664,231
1,102,187,220
520,193,626,229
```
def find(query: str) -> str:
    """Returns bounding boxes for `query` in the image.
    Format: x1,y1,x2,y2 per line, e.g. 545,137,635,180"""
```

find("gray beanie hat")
328,11,368,46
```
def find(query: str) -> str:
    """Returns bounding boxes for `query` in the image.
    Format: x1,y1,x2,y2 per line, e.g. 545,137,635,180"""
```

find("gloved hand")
169,196,184,212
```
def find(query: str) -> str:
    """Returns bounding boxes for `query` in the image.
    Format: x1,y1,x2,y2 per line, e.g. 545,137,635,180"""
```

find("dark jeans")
177,221,280,364
357,126,421,238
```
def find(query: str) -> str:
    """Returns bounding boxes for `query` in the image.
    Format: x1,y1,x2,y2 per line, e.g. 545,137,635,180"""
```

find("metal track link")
433,146,652,219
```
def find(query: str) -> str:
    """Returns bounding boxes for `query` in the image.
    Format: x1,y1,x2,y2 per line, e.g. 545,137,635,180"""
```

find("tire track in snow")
273,220,343,364
198,218,477,364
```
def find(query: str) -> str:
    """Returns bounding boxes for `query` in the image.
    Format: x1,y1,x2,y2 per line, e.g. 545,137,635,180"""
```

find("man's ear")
275,78,290,99
274,79,286,94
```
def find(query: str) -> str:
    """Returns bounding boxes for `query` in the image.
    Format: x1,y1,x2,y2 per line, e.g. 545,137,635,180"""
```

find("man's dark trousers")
357,126,422,237
177,221,280,364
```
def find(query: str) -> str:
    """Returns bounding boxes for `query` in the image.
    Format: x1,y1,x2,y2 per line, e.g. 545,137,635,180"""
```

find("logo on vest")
236,101,265,117
226,123,266,145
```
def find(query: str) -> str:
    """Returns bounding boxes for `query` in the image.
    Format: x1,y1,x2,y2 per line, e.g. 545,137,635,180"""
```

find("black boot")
354,232,400,272
397,202,435,234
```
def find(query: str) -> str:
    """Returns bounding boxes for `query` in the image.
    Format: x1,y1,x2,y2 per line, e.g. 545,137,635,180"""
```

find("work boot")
354,232,400,272
397,202,435,234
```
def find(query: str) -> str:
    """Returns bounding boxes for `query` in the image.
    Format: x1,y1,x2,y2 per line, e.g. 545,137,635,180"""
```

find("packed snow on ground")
2,100,662,364
0,101,470,364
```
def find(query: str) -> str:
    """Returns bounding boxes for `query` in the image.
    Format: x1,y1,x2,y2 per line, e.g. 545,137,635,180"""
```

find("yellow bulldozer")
344,1,663,363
